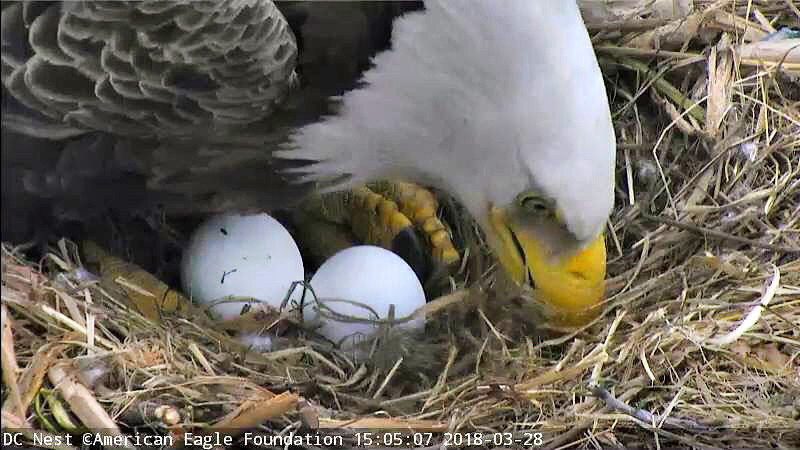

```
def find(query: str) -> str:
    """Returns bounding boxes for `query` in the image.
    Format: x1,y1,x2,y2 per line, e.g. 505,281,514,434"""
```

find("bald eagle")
1,0,615,325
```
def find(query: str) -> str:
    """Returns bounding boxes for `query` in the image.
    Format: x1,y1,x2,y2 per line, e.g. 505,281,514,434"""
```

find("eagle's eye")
517,193,551,216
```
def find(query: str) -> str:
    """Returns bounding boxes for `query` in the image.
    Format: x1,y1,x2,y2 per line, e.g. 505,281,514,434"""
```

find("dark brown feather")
1,1,422,243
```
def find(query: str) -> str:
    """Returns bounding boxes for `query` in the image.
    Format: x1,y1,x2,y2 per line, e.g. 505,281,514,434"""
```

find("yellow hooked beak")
488,207,606,326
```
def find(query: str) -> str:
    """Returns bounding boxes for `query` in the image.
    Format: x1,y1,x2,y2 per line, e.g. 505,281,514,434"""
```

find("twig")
590,385,712,432
586,18,678,33
1,304,26,420
611,56,707,123
641,212,800,253
596,45,704,61
543,418,594,450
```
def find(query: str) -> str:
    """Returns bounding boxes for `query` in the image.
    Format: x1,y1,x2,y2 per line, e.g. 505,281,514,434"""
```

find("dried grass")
2,1,799,448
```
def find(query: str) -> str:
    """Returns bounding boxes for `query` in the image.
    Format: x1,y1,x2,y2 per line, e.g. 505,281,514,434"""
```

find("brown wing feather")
2,0,297,137
1,0,422,243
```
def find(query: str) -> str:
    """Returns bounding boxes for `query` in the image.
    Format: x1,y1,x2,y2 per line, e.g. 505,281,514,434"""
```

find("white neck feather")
282,0,615,242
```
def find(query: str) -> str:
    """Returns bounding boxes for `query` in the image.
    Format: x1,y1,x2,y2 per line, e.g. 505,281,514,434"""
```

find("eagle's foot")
365,181,460,268
81,240,193,323
293,181,460,283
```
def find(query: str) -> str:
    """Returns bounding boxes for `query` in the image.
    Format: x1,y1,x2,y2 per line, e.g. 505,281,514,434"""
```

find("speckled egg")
181,213,304,320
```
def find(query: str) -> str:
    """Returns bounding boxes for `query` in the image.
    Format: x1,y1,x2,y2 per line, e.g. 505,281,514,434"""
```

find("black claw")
390,227,432,285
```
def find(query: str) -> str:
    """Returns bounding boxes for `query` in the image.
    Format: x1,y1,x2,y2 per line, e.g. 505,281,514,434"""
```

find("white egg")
308,246,426,350
181,213,304,320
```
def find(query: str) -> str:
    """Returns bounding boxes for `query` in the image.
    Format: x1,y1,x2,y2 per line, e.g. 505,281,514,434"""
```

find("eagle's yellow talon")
422,217,442,233
378,198,399,216
367,181,460,267
389,212,413,234
430,229,448,247
302,181,461,270
414,207,436,222
441,248,460,266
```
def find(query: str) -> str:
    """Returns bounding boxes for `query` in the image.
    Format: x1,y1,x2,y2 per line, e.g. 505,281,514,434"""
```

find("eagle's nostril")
569,270,589,281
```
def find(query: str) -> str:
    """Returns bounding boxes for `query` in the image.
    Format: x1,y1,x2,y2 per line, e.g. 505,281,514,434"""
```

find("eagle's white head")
285,0,616,325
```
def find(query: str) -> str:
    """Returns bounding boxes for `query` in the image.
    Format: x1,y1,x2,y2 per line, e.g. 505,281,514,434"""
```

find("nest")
2,1,799,448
